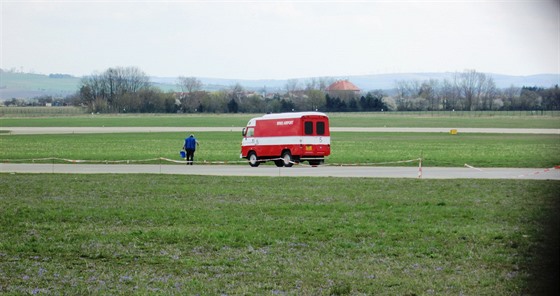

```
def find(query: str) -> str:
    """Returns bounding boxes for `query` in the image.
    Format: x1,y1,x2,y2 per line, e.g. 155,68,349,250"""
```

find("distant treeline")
4,67,559,113
48,73,75,79
391,70,560,112
70,67,391,113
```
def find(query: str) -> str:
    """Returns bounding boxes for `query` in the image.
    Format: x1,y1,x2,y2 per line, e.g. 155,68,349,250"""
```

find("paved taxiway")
2,163,559,180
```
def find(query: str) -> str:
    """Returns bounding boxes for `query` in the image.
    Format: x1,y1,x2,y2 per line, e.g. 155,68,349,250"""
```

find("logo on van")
276,120,294,126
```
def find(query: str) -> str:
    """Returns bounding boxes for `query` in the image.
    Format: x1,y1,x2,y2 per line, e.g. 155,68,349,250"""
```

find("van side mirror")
242,128,246,136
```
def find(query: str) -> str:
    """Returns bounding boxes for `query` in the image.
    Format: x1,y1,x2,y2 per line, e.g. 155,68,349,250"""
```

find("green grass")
0,113,254,127
1,132,559,168
0,107,86,117
329,112,560,129
332,132,560,167
0,174,558,295
1,112,559,128
2,112,558,295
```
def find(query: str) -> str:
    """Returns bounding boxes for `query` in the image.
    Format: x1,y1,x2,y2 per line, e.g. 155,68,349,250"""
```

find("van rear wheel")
281,151,293,167
309,160,323,166
248,152,259,167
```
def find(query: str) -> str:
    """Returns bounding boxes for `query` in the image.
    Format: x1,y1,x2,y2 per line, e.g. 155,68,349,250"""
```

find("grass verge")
0,174,558,295
1,132,559,168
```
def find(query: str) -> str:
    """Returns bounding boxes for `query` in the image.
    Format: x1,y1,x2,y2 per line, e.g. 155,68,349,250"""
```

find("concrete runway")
1,163,559,180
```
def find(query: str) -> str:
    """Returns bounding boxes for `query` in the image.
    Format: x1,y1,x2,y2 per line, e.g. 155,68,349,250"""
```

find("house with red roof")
325,80,361,100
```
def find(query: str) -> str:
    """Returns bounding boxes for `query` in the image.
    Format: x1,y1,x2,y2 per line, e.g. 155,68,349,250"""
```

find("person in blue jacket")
183,134,199,165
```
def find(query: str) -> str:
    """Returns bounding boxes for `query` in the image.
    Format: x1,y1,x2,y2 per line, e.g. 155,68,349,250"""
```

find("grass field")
1,132,559,168
0,107,86,117
1,112,559,294
1,174,558,295
1,111,560,128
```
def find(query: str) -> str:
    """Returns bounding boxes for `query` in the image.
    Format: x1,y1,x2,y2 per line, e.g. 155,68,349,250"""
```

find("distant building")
326,80,361,100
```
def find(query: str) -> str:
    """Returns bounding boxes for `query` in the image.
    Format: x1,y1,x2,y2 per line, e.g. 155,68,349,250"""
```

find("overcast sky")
1,0,559,79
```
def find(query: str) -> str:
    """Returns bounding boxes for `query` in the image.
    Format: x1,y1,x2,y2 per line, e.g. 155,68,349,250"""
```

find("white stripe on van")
241,136,330,146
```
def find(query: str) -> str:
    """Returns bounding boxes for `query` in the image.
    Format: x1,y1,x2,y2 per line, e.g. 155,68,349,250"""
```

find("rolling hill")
1,70,558,100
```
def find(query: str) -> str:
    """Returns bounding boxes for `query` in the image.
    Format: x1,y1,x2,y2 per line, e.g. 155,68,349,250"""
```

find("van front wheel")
281,151,293,167
248,152,260,167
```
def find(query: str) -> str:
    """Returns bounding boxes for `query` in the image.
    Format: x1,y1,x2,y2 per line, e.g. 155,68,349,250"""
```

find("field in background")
0,72,79,99
0,106,86,117
1,132,559,168
1,174,558,295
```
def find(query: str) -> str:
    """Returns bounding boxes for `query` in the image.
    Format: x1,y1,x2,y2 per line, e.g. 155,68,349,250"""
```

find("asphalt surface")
1,163,559,180
3,126,560,135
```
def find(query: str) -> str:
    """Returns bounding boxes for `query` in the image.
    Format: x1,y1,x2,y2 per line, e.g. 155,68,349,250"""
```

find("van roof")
260,112,328,120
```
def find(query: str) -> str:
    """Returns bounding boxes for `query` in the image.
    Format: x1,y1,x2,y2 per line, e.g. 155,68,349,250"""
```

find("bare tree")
177,76,202,94
285,79,300,100
440,78,460,110
501,85,520,110
176,77,204,112
456,70,478,110
107,67,150,111
319,77,336,91
395,80,422,110
419,79,440,111
79,72,104,111
304,77,334,91
79,66,150,112
480,77,497,110
455,69,494,111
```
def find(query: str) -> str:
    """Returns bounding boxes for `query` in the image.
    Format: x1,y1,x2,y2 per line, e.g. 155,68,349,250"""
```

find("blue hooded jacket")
184,135,197,151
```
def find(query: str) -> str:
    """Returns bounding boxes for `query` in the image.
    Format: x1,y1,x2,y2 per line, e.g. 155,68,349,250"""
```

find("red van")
240,112,331,167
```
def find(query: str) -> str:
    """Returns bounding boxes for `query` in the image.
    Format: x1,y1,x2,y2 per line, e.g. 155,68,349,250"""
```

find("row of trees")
74,67,559,113
78,67,176,113
393,70,560,111
76,69,386,113
175,81,388,113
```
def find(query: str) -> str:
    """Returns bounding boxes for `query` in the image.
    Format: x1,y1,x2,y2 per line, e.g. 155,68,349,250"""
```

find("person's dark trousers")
186,149,195,165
